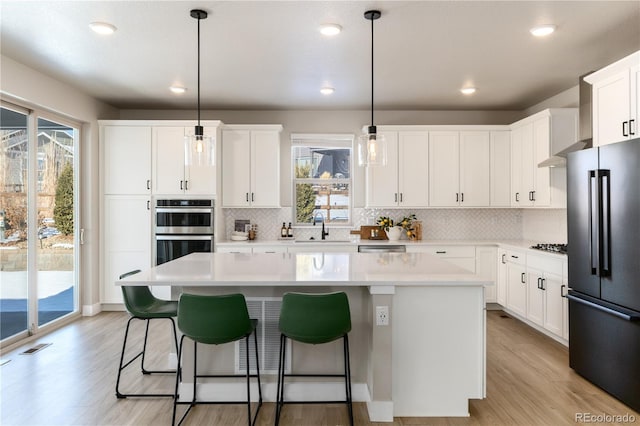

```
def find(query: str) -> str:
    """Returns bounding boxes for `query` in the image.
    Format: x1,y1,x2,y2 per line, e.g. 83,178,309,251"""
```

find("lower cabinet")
505,250,527,318
496,248,508,306
102,196,152,304
413,245,476,272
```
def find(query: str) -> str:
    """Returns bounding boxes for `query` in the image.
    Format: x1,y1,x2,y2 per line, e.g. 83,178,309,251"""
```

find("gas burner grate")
530,243,568,254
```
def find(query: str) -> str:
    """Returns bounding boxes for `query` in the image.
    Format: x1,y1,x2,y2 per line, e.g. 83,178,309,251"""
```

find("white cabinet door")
519,122,535,207
153,126,186,195
366,131,399,207
460,131,490,206
102,196,151,304
543,273,565,337
592,70,631,146
532,118,551,206
506,263,527,317
398,132,429,207
510,126,523,207
103,126,151,195
429,131,459,207
476,246,497,303
251,130,280,207
496,249,507,306
184,125,217,195
222,129,251,207
490,131,511,207
526,269,544,326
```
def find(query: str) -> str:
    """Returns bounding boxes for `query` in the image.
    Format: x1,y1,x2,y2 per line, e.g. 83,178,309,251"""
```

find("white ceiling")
1,1,639,111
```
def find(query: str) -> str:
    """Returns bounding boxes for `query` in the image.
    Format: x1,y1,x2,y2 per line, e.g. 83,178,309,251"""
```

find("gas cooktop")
530,243,568,254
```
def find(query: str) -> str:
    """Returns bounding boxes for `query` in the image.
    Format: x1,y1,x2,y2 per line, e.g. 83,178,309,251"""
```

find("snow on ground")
0,271,73,299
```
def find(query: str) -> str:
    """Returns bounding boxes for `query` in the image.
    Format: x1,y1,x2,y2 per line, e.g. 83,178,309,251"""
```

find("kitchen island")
119,251,492,421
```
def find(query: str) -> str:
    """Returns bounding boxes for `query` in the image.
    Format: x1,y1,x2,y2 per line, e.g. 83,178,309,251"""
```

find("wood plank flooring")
1,310,638,425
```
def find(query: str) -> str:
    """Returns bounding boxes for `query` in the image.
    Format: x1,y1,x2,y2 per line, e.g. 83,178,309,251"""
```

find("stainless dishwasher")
357,244,406,253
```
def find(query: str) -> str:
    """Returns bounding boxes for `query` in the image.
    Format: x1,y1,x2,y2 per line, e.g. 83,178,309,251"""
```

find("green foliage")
54,163,74,235
295,164,316,224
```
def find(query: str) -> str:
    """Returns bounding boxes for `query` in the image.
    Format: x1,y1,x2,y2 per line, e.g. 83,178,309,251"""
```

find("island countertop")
118,251,493,288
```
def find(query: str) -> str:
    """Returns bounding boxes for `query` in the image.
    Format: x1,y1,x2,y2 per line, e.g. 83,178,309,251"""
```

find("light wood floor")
1,310,638,425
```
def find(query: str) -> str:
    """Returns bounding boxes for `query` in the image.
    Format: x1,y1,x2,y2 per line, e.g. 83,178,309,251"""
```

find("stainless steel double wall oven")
155,199,214,265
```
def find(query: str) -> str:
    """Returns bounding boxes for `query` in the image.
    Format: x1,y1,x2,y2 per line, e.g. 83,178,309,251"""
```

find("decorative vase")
386,226,402,241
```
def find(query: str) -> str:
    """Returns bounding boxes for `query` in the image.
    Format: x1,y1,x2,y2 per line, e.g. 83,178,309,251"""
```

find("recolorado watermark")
575,412,636,423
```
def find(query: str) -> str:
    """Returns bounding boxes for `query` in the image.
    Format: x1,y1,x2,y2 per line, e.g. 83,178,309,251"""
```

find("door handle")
541,278,546,291
588,170,598,275
537,277,542,290
521,272,526,284
461,193,464,203
622,120,629,137
180,180,183,190
515,192,520,202
456,193,459,203
567,294,638,321
630,119,636,136
436,251,447,254
531,191,535,202
246,192,249,202
400,193,403,203
501,254,506,264
146,180,151,190
147,200,150,210
251,193,255,202
561,284,567,298
184,180,189,191
395,193,398,203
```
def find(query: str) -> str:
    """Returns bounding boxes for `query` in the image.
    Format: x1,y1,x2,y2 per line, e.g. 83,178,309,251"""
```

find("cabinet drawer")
422,246,475,258
527,254,563,276
505,249,526,265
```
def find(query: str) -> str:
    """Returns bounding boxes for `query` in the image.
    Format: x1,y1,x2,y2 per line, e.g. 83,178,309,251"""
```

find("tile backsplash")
222,208,530,242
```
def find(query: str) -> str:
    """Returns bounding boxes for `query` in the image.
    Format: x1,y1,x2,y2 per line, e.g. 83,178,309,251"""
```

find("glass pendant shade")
185,126,215,166
357,126,387,167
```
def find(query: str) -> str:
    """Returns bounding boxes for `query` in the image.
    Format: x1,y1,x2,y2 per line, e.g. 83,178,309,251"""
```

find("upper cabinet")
103,125,152,195
153,126,218,196
510,109,577,208
366,130,429,208
221,125,283,208
101,120,221,197
429,130,490,207
586,50,640,146
490,131,511,207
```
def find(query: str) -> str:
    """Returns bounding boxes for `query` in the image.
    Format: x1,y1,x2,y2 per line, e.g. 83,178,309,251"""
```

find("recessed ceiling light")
89,22,117,35
460,87,477,95
530,24,556,37
319,24,342,36
170,86,187,94
320,87,335,95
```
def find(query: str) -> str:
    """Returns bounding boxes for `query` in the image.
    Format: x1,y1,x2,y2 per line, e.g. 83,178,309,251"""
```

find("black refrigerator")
567,138,640,412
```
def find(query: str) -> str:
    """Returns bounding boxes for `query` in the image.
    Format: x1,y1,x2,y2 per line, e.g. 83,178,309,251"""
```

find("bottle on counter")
281,222,287,238
287,222,293,238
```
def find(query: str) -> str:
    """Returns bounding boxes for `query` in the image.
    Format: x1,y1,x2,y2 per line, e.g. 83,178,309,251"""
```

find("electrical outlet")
376,306,389,326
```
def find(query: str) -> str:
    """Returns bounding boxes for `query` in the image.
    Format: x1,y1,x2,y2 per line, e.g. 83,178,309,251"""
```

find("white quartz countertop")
119,252,492,287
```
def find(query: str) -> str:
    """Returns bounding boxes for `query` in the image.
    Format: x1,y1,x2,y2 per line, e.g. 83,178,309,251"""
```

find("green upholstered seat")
115,270,178,399
275,291,353,426
172,293,262,426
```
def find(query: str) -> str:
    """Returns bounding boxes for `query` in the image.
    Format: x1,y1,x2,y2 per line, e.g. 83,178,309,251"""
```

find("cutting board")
351,225,388,240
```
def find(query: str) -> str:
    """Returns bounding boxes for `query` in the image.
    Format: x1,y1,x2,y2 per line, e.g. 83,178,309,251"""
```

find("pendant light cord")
197,15,201,129
370,15,374,129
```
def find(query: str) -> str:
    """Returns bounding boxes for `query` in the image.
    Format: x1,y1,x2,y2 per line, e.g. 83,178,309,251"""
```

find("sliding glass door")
0,103,79,343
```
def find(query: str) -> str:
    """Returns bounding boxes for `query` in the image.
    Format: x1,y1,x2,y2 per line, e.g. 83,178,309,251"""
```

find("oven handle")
156,235,214,241
155,208,214,214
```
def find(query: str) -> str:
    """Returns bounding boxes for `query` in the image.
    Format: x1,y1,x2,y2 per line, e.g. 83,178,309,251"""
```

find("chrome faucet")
313,213,329,240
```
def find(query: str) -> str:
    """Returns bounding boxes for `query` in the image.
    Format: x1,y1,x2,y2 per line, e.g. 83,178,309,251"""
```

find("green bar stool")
172,293,263,426
115,270,179,398
275,292,353,426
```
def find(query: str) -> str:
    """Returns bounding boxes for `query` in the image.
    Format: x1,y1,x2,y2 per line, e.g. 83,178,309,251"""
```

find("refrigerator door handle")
567,294,639,321
599,170,611,277
588,170,599,276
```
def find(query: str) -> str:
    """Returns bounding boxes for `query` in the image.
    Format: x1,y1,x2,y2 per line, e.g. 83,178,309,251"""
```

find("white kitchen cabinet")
288,244,357,253
102,195,152,304
216,245,252,253
221,126,282,208
586,50,640,146
103,126,151,195
496,248,508,306
365,130,429,208
505,249,527,318
429,131,490,207
476,246,497,303
526,254,566,338
510,109,576,207
411,245,476,272
152,126,217,196
490,131,511,207
252,245,287,253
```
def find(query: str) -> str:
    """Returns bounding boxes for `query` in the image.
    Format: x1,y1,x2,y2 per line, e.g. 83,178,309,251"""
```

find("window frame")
291,133,354,227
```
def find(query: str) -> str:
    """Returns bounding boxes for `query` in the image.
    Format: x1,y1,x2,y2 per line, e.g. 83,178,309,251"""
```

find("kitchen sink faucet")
313,213,329,240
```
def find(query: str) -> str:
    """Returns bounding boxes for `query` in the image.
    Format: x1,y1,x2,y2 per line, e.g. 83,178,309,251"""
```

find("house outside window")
291,134,353,226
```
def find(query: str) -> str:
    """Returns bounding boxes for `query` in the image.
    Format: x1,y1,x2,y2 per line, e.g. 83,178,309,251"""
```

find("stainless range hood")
538,73,593,168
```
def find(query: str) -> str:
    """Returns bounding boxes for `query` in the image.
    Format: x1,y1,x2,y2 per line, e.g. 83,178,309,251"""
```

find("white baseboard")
82,303,102,316
366,400,394,422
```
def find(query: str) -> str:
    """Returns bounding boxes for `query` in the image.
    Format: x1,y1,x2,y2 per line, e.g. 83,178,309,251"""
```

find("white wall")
1,55,119,313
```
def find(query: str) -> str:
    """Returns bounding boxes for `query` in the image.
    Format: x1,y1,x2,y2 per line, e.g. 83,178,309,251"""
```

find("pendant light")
185,9,214,167
357,10,387,167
